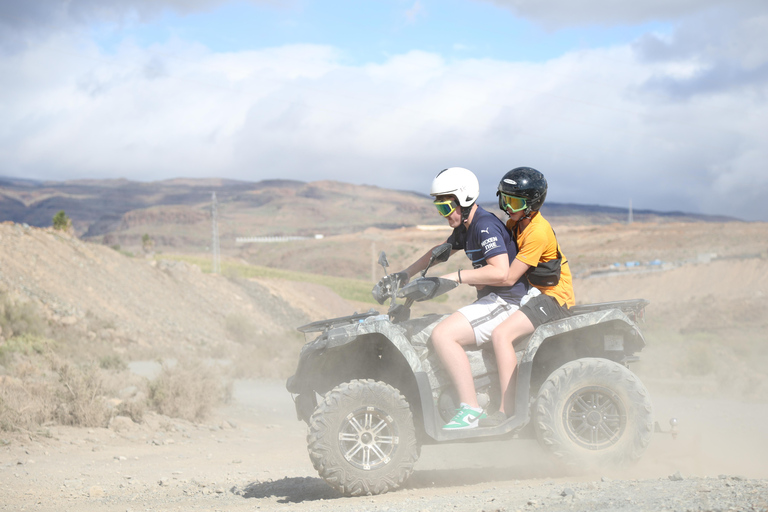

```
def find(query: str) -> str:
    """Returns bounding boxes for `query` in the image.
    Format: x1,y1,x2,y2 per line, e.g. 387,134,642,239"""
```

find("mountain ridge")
0,175,741,230
0,176,745,265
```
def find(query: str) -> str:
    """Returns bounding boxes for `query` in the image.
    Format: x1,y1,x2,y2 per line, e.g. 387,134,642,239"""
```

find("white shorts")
458,289,541,346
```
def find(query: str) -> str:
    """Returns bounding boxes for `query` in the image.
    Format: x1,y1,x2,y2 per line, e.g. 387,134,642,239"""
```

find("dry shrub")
0,336,58,432
0,302,132,432
116,399,146,423
50,356,111,428
148,359,227,422
99,353,127,371
0,377,56,432
0,352,113,432
0,295,48,341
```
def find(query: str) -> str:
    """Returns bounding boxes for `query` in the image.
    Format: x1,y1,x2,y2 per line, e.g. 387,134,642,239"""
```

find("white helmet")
430,167,479,207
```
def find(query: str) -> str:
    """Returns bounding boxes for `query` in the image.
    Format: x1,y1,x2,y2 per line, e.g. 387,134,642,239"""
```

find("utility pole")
628,198,633,224
211,192,221,274
371,241,376,283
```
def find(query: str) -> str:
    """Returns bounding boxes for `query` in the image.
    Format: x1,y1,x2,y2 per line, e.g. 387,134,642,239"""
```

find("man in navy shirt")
387,167,530,430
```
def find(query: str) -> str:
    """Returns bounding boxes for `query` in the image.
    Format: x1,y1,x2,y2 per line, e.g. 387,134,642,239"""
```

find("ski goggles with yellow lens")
499,192,528,213
434,199,458,217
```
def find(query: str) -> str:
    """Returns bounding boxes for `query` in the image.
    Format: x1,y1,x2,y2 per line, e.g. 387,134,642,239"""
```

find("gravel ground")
2,380,766,512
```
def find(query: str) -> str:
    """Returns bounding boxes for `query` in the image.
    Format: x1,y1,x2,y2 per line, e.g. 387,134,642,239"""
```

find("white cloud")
1,2,767,221
0,0,276,51
480,0,765,27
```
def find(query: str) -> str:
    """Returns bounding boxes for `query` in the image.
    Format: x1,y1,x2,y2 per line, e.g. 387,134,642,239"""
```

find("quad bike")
286,243,654,496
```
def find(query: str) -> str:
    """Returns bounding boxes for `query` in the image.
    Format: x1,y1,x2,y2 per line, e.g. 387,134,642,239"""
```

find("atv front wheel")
307,379,420,496
534,358,653,470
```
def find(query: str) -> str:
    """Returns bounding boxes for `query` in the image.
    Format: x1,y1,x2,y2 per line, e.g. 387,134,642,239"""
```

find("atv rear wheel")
307,379,420,496
534,358,653,470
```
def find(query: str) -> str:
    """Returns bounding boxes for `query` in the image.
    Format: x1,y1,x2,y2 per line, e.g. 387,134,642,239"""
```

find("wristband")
458,269,462,284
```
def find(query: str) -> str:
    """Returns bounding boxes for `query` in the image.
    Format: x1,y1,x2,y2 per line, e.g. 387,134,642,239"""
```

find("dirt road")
2,379,766,512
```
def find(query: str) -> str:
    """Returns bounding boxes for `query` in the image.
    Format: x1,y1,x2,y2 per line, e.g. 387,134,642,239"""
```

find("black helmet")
496,166,547,214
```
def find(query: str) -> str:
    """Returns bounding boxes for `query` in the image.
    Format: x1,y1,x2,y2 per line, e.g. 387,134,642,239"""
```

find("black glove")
389,303,411,323
371,271,410,304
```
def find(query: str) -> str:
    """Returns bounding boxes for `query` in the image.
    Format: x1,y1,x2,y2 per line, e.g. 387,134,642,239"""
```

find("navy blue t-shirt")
447,206,529,305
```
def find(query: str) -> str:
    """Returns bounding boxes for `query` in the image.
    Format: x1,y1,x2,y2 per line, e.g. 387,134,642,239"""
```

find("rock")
88,486,104,498
669,471,684,481
63,479,83,489
109,416,136,433
107,398,123,408
60,315,78,325
560,488,576,498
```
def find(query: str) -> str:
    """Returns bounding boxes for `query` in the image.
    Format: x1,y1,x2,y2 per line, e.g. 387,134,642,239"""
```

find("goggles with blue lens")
434,199,458,217
499,192,527,213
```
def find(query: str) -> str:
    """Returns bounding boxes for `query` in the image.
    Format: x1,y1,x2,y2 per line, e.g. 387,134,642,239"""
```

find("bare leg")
491,311,535,415
431,311,480,408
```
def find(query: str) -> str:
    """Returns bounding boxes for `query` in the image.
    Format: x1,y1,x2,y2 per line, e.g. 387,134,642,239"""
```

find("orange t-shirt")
507,213,575,307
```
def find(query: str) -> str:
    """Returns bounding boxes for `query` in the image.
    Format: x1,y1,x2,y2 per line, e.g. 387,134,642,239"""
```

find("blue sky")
1,0,767,220
90,1,669,64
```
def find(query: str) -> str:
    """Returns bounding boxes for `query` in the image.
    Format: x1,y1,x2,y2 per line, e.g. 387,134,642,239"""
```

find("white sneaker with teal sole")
442,404,486,430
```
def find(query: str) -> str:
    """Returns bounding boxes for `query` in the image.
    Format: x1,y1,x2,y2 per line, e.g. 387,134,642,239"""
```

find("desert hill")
0,222,363,383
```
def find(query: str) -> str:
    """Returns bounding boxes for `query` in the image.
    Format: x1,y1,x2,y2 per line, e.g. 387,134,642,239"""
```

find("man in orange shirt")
480,167,575,427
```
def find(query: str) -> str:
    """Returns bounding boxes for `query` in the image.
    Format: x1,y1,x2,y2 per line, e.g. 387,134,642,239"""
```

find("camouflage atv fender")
520,309,646,364
289,313,428,397
325,314,427,373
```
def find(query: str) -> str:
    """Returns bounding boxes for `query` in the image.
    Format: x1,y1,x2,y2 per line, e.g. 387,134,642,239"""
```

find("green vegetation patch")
0,334,53,363
159,254,377,304
0,296,48,340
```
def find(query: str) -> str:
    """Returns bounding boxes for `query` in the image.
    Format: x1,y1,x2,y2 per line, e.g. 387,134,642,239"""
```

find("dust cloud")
573,255,768,481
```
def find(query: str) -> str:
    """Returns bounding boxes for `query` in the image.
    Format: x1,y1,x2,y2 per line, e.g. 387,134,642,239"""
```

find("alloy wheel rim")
338,406,399,470
563,386,626,450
